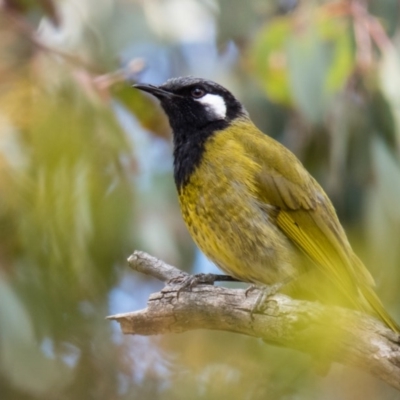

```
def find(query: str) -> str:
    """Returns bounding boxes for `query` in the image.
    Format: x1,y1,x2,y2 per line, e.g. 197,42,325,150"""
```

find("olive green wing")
244,130,371,308
245,129,400,331
258,168,364,307
276,203,400,332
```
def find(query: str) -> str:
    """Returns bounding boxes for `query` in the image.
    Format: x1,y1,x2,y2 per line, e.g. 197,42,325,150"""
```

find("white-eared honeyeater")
134,76,399,333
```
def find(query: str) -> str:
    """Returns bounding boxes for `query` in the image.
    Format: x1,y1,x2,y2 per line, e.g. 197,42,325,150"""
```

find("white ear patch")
197,94,227,119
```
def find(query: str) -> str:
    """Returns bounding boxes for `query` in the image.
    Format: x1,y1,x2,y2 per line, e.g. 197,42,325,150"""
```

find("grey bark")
108,251,400,391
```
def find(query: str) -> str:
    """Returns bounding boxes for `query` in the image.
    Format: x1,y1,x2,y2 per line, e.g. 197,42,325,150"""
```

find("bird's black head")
134,77,248,189
134,76,247,133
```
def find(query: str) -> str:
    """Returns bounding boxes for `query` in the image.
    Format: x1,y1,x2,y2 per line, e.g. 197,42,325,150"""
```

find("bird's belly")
179,188,299,285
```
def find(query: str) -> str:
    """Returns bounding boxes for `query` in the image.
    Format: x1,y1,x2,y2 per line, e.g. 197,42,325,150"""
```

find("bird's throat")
172,120,229,191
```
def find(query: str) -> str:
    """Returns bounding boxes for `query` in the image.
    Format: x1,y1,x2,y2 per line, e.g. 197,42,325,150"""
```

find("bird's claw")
245,284,261,297
251,282,284,314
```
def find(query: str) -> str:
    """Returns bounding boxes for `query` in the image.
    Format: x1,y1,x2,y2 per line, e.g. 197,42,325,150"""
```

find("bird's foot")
245,284,261,297
250,282,285,314
168,273,239,297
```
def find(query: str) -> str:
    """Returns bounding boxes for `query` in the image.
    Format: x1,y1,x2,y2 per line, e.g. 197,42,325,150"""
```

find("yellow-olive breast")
177,121,299,285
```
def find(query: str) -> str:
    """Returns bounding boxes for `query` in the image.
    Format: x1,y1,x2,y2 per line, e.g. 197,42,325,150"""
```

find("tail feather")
351,254,399,333
359,284,400,334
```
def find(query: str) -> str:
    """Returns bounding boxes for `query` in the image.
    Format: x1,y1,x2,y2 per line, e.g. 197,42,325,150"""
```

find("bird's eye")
191,87,205,98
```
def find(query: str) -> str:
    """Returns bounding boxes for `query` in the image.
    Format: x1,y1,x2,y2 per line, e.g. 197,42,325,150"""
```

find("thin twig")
3,7,102,73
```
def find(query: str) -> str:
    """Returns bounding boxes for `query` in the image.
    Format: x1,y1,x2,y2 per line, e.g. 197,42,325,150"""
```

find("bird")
134,76,400,333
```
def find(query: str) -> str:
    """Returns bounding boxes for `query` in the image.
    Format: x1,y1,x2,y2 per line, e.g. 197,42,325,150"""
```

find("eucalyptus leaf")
0,278,73,395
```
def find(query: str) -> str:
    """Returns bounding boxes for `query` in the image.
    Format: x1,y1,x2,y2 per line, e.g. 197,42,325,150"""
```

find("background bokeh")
1,0,400,399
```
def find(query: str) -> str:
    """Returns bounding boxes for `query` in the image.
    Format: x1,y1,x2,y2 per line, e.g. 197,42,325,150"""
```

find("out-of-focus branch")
2,6,101,73
322,0,395,68
108,251,400,392
2,5,146,99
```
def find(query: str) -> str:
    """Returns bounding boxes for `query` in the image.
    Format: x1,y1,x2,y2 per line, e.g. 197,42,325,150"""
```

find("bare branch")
2,8,102,73
109,251,400,391
127,251,188,282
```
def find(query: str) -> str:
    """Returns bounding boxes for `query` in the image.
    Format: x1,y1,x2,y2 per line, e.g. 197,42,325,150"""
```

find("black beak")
133,83,175,99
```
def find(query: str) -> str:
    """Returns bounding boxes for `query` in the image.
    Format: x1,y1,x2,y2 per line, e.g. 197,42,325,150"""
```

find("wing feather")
230,120,399,331
239,124,375,308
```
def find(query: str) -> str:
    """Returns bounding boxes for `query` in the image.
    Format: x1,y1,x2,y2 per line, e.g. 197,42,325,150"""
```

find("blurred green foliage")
1,0,400,399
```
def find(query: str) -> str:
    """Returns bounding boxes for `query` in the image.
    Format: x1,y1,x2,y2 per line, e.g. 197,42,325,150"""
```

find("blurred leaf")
0,77,135,345
287,27,332,123
368,90,397,149
251,12,353,123
0,277,73,395
251,17,292,105
112,82,170,138
379,46,400,148
218,0,268,42
319,17,353,94
371,137,400,221
364,137,400,304
16,85,134,295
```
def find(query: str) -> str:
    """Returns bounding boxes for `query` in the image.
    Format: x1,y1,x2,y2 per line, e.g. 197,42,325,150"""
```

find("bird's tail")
359,283,400,334
350,254,400,333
